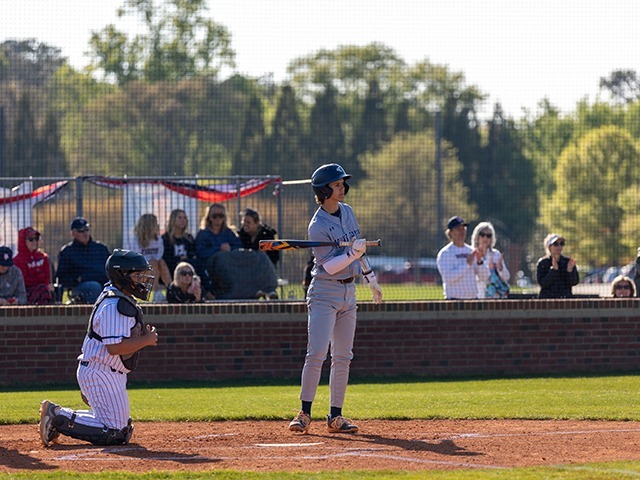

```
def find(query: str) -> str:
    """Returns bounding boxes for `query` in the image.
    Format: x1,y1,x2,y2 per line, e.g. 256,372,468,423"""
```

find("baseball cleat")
39,400,61,447
326,415,359,433
289,411,311,433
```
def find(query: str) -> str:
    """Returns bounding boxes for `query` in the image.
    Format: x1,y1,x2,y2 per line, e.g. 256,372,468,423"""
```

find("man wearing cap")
0,246,27,305
436,216,487,300
56,217,111,304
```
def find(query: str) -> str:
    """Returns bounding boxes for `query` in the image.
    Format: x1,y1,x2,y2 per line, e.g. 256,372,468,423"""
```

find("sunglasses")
551,241,565,247
615,284,632,290
178,270,194,276
210,213,225,219
27,236,40,242
479,232,492,238
75,227,90,233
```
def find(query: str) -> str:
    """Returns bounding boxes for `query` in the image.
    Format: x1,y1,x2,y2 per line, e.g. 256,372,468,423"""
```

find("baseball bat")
259,239,382,251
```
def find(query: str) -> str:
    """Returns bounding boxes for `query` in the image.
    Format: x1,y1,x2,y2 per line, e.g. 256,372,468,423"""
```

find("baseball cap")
70,217,90,231
446,216,469,231
0,246,14,266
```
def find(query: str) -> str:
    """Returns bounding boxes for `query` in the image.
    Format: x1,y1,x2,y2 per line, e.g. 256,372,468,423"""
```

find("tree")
352,79,388,162
267,85,310,180
352,132,476,258
544,125,640,266
233,94,266,174
0,39,65,86
8,91,37,176
88,0,235,83
308,85,346,168
480,104,538,243
600,69,640,104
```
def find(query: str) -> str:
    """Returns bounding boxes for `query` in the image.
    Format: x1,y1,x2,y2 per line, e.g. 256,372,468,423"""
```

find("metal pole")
435,110,443,243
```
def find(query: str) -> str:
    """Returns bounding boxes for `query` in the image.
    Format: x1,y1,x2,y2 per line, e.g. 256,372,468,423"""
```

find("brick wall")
1,299,639,385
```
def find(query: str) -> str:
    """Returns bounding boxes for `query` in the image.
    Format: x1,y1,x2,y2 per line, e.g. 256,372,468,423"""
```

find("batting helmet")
311,163,351,201
106,249,154,301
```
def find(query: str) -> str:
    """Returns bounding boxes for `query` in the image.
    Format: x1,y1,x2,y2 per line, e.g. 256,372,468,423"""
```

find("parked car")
368,256,441,284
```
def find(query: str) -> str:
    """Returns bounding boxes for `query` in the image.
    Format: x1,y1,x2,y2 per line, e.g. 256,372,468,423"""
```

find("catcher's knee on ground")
53,414,133,445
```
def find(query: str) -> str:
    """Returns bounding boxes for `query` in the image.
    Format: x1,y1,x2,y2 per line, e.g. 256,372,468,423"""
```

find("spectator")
56,217,110,304
161,209,197,277
0,246,27,305
634,247,640,295
166,261,202,303
130,213,172,302
13,227,53,304
238,207,280,267
536,233,579,299
195,203,242,294
611,274,635,298
470,221,510,299
436,216,486,299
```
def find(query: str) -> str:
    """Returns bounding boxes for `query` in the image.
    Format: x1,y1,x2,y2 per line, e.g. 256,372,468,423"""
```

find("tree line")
1,0,640,275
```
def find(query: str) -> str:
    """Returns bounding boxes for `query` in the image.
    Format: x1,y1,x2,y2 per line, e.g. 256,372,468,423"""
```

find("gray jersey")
309,203,361,281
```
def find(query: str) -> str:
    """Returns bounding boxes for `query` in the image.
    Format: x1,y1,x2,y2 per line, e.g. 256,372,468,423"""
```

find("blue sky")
3,0,640,118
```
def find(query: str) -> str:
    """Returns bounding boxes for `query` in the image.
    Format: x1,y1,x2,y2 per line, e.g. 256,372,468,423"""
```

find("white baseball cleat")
289,411,311,433
326,415,359,433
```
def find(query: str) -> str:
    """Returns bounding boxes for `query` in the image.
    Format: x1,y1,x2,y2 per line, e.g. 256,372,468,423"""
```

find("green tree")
308,85,346,168
233,94,266,175
544,125,640,266
600,69,640,104
480,104,538,243
353,132,476,258
88,0,235,83
267,85,310,180
0,39,65,86
352,79,388,162
7,91,37,176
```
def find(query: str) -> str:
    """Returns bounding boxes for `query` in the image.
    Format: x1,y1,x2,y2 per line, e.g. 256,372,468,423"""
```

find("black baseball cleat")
326,414,359,433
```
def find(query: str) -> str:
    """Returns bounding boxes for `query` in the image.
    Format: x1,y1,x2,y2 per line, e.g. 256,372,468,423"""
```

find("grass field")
3,374,640,479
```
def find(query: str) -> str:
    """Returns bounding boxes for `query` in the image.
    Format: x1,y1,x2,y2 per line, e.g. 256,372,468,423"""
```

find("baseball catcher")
38,249,158,446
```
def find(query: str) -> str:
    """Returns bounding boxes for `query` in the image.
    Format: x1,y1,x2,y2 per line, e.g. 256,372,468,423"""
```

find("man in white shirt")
436,216,487,299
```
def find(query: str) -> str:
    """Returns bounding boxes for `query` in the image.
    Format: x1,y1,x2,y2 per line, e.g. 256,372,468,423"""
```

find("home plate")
255,442,324,447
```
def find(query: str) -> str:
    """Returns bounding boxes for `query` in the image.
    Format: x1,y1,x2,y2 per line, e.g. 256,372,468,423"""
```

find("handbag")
485,253,510,298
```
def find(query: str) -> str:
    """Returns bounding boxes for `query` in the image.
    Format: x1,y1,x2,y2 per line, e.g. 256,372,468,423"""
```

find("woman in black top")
238,208,280,267
536,233,579,299
166,262,202,303
162,209,197,276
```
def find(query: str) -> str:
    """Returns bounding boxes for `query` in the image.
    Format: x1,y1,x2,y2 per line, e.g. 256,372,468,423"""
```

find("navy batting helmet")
106,249,154,301
311,163,351,201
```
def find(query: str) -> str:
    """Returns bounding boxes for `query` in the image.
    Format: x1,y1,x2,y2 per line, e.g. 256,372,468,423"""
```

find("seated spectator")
13,227,53,304
611,275,636,298
536,233,579,299
166,261,202,303
56,217,110,304
0,246,27,305
162,209,197,276
238,207,280,267
130,213,172,302
195,203,242,294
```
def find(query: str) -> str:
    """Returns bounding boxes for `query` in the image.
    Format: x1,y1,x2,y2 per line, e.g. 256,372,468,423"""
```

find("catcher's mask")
311,163,351,202
106,249,154,301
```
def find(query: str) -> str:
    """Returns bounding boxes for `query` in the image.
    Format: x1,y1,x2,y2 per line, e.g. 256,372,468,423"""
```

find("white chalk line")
446,427,640,441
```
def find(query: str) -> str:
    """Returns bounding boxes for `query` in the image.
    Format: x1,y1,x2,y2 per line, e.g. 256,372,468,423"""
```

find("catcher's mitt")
121,321,143,371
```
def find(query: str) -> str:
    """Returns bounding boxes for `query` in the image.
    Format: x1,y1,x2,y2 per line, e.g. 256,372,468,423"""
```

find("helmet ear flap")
343,181,349,195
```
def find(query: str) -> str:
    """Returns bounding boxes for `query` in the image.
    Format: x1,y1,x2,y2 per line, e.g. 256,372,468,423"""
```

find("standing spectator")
129,214,172,302
470,222,510,299
0,246,27,305
161,209,197,277
56,217,110,304
238,207,280,267
166,261,202,303
436,216,486,299
536,233,579,299
611,275,635,298
13,227,53,304
195,203,242,297
288,163,382,435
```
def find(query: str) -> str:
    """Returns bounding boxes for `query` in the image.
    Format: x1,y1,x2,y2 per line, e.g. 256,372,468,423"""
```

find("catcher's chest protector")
87,289,144,370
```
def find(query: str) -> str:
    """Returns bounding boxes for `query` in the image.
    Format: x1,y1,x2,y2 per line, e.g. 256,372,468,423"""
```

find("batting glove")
363,271,383,304
350,238,367,259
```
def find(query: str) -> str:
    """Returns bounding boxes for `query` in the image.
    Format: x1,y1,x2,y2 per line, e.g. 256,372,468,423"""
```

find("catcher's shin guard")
53,414,133,445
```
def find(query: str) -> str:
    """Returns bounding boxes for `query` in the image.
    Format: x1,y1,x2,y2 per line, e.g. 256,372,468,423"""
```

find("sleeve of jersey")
93,300,136,345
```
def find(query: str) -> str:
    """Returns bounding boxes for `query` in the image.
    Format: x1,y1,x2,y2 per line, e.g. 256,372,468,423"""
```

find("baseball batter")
289,163,383,434
39,249,158,447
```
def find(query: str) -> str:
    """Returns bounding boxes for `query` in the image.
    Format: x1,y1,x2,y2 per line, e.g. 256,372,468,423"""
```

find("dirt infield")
2,420,640,473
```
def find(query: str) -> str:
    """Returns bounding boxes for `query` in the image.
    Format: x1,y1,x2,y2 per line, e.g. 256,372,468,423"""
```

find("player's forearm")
106,336,152,356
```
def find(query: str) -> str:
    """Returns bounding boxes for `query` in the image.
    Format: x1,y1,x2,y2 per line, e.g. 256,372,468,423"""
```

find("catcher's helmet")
106,249,154,301
311,163,351,201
